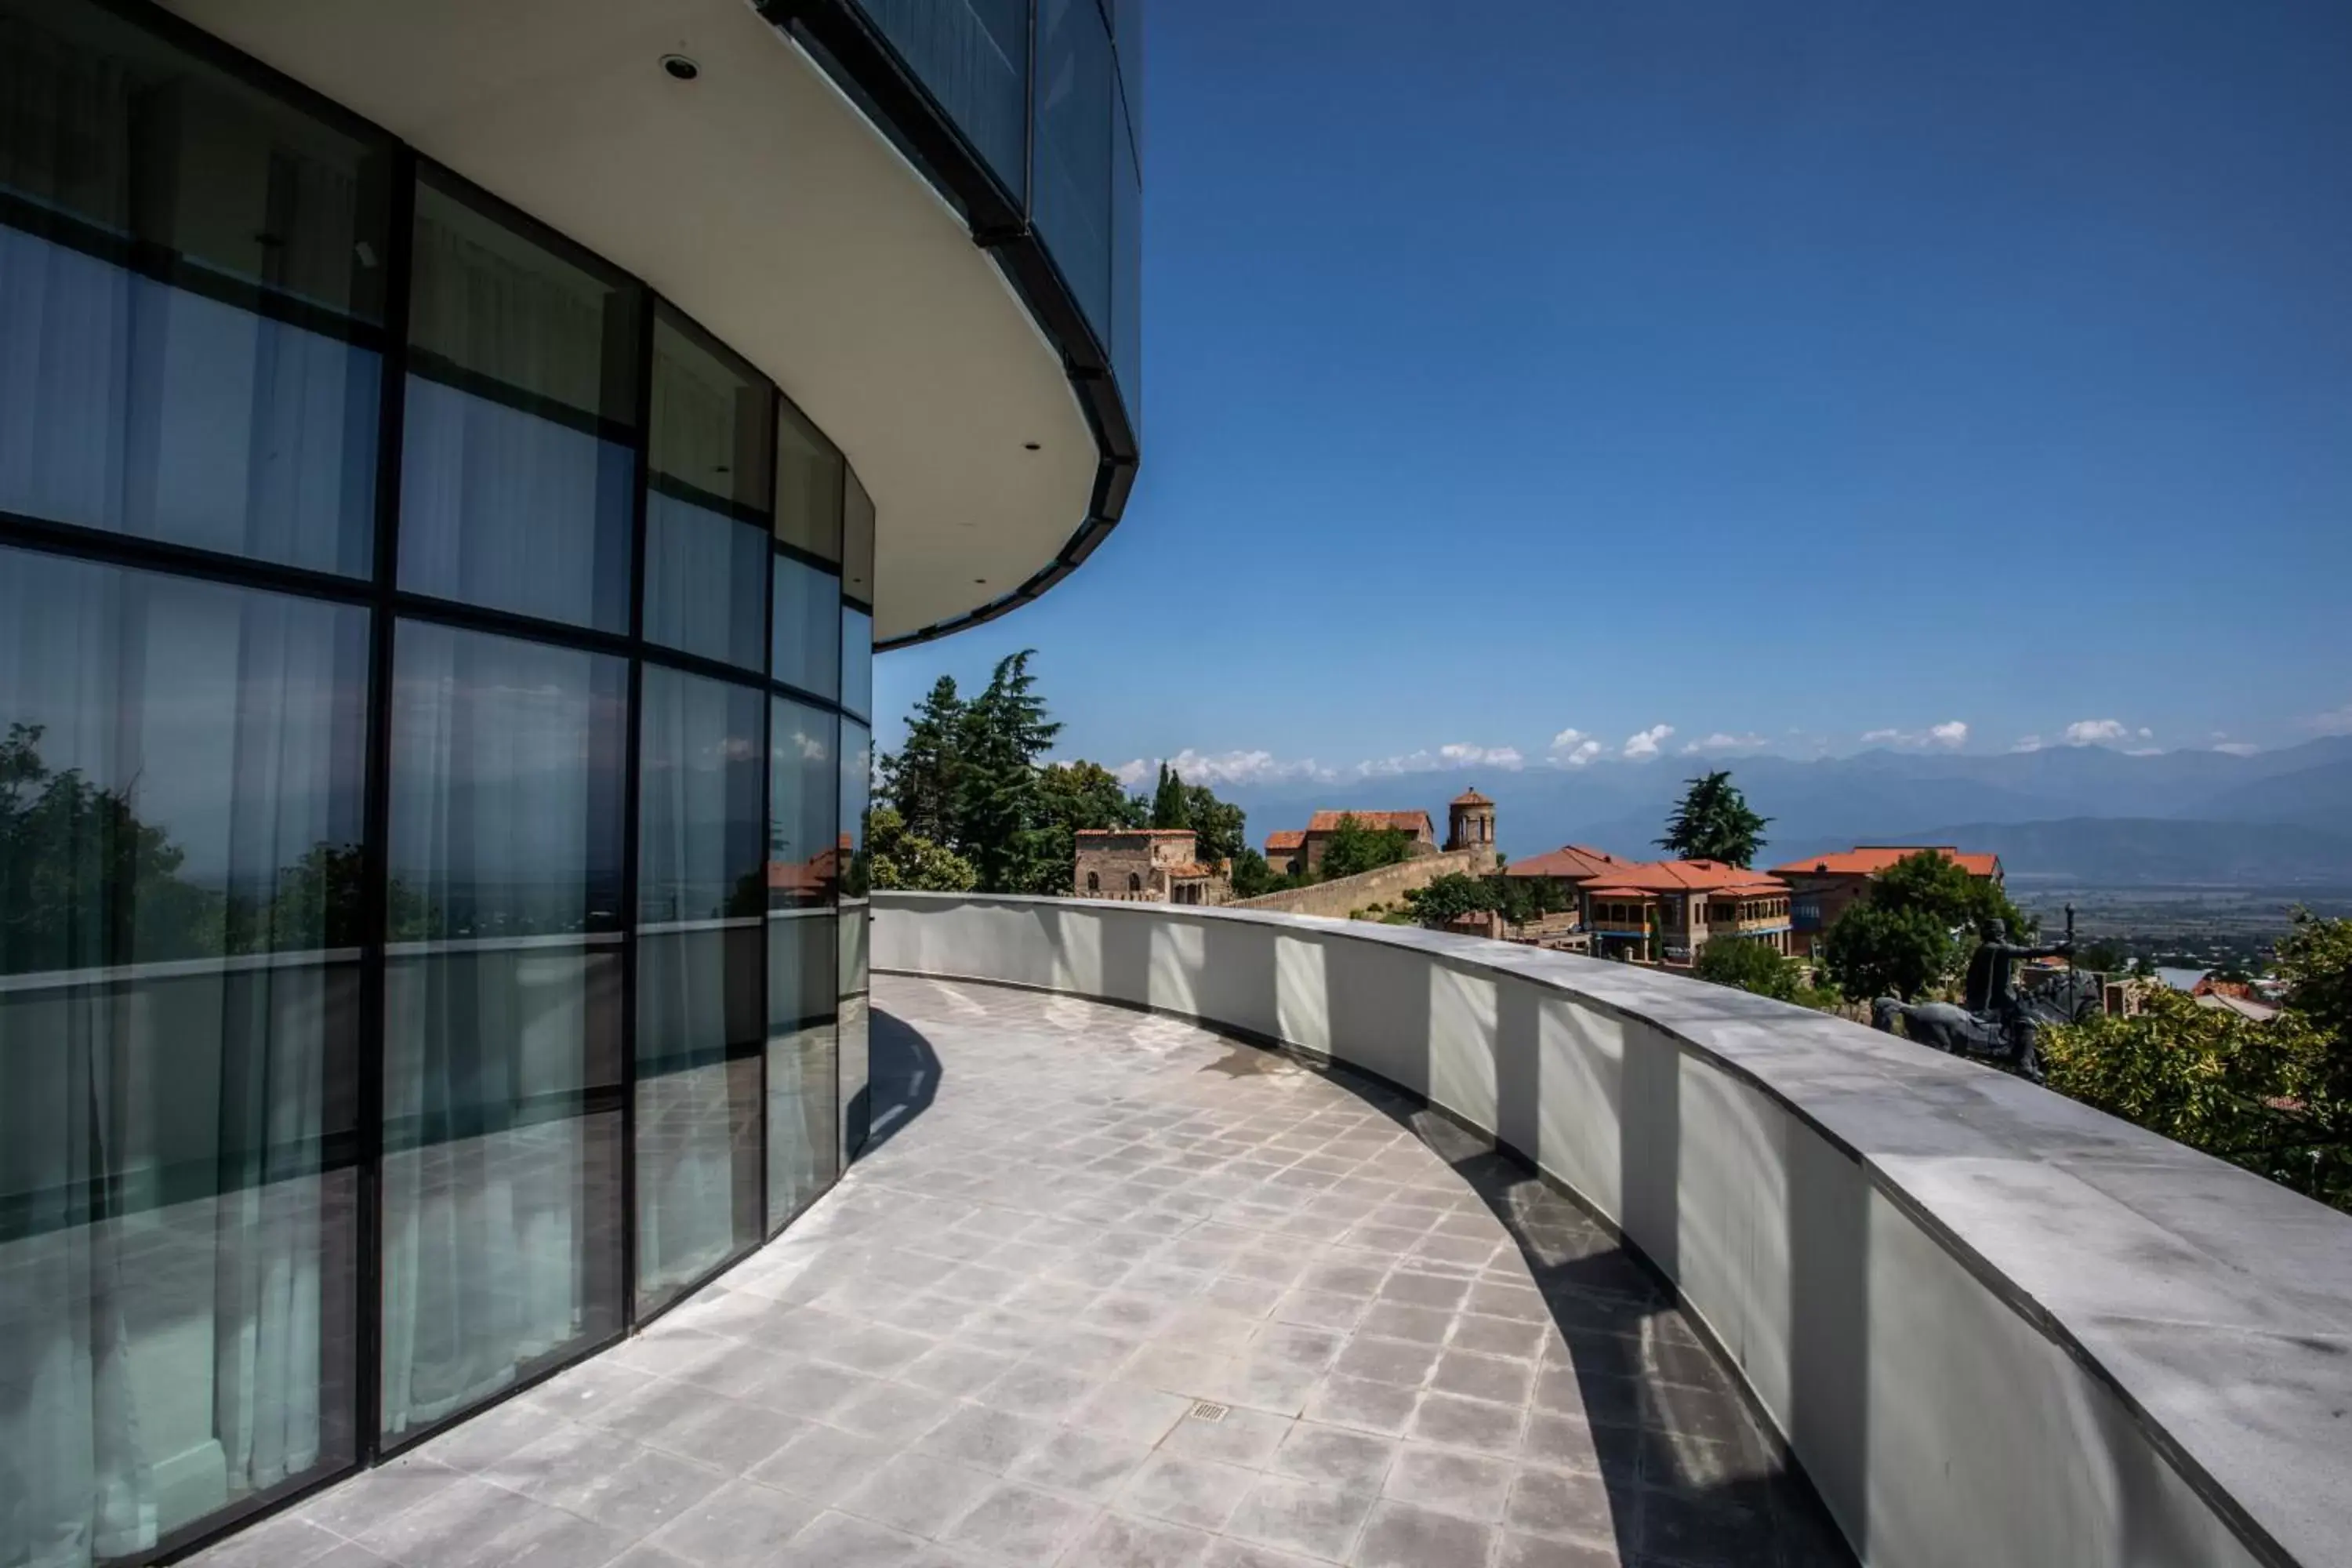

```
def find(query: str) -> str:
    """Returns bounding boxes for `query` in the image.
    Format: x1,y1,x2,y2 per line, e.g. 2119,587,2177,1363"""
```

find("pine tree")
880,676,967,845
1656,771,1770,867
953,651,1062,893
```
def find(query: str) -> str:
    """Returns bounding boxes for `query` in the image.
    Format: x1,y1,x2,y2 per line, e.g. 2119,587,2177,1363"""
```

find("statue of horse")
1869,996,2045,1080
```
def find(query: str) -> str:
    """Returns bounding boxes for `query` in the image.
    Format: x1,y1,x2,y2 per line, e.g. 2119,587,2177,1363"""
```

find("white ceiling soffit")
167,0,1094,642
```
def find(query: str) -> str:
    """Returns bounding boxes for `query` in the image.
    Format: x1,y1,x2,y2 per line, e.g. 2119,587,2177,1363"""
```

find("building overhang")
166,0,1101,644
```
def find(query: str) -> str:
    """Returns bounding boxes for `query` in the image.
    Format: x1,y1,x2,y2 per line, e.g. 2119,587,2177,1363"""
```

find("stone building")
1506,847,1791,967
1074,828,1231,905
1445,787,1498,860
1261,809,1439,877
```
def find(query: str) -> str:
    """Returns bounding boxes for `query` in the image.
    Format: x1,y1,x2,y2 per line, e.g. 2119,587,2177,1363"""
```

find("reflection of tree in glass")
2,723,434,972
2,720,223,972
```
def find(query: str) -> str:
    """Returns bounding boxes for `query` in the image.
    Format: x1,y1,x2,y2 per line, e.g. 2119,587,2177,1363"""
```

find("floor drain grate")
1188,1400,1230,1423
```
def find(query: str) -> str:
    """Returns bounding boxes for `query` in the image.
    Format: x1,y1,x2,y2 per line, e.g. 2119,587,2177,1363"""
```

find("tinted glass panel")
1112,106,1142,432
840,720,872,902
837,719,872,1163
398,175,640,631
772,398,842,564
843,467,876,608
380,619,626,1441
0,2,386,576
771,551,840,699
1034,0,1115,349
853,0,1029,200
636,666,764,1312
840,604,874,723
769,698,837,911
644,310,770,670
766,911,836,1230
0,543,367,1552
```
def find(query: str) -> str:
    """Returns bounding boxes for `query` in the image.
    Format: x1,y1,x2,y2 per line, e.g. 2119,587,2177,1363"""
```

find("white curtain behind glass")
0,551,351,1567
379,622,611,1437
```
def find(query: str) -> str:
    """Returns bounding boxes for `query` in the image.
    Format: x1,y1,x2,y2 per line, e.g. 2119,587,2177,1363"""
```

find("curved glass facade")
842,0,1142,436
0,3,873,1560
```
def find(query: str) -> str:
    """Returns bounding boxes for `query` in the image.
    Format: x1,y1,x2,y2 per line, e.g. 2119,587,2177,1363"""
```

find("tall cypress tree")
1150,763,1190,830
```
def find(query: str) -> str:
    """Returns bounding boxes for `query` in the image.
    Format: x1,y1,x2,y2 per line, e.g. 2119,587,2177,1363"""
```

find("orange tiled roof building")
1768,845,2005,958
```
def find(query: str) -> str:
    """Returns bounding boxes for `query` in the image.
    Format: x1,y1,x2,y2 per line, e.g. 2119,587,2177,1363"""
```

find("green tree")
1821,903,1951,1002
1033,760,1147,892
1656,771,1770,867
953,651,1062,894
866,805,978,892
1229,848,1283,899
879,676,966,844
1871,849,2033,942
2278,908,2352,1047
1,720,223,969
1150,764,1190,830
2077,937,2130,975
1693,935,1804,1001
1318,814,1414,880
2045,989,2347,1211
1181,782,1247,869
1404,872,1496,928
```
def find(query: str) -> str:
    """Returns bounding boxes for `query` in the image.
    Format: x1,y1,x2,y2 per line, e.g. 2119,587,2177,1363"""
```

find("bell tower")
1446,788,1497,858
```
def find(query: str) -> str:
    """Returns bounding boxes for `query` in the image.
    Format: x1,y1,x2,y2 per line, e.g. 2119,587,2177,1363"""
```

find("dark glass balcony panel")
851,0,1030,202
1033,0,1116,353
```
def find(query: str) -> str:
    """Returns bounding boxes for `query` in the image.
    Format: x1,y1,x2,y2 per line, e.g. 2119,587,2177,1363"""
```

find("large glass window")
838,719,873,1163
0,545,368,1559
398,172,641,632
840,605,875,723
644,308,771,671
0,2,388,577
855,0,1030,201
1033,0,1116,350
767,697,839,1229
634,666,765,1314
380,619,626,1443
772,398,843,566
772,552,841,700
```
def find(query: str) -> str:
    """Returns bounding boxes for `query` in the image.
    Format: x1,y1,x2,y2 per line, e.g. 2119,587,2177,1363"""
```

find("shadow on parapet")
1316,1053,1857,1568
862,1007,942,1155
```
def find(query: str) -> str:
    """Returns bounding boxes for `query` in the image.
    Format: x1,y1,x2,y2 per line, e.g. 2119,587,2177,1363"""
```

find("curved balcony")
873,893,2352,1568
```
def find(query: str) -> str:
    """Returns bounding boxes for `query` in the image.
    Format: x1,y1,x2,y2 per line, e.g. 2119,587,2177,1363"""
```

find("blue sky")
879,0,2352,789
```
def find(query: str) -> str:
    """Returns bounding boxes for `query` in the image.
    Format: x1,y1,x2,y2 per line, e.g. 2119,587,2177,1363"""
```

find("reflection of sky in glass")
769,698,837,884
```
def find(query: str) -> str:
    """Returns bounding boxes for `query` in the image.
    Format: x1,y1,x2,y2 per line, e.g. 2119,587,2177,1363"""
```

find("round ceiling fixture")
1022,441,1041,451
661,54,700,82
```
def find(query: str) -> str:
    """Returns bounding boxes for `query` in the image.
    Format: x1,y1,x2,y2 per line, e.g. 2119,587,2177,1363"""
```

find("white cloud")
2136,727,2154,740
1548,728,1604,768
2125,748,2163,757
1113,742,1526,789
2011,735,2045,753
2063,719,2130,745
2303,702,2352,736
2213,742,2261,757
1110,749,1335,788
1361,743,1525,777
1621,724,1674,761
1681,731,1767,756
1861,720,1969,750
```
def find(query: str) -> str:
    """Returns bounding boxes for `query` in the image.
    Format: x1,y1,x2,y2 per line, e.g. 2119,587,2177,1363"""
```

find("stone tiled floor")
193,977,1853,1568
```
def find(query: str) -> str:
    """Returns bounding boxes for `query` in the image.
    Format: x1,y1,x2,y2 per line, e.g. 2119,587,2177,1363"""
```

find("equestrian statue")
1870,909,2099,1082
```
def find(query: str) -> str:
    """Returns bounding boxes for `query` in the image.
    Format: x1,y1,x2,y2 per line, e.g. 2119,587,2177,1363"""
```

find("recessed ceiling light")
1022,441,1041,451
661,54,700,81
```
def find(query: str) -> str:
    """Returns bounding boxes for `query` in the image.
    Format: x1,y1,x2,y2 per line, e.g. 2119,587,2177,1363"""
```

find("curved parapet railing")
873,893,2352,1568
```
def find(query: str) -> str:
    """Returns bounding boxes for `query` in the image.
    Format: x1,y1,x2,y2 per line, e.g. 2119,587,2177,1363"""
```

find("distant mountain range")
1210,735,2352,887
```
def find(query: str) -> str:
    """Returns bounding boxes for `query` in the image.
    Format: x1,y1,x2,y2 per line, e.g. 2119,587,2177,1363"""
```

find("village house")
1769,845,2004,957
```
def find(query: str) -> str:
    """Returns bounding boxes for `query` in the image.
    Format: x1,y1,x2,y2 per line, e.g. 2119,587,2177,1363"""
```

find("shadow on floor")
862,1007,942,1156
1312,1057,1857,1568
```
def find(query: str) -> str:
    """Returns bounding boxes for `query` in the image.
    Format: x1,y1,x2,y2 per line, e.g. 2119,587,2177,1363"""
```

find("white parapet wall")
874,893,2352,1568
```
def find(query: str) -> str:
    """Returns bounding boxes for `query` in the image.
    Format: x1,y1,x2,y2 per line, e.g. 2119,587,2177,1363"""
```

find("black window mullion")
354,141,419,1466
619,282,655,1327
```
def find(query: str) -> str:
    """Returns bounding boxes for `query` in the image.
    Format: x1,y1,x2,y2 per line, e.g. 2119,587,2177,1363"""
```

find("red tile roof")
1166,862,1213,879
1265,829,1305,852
1450,788,1494,807
1305,810,1434,837
1506,844,1623,880
1769,845,2002,879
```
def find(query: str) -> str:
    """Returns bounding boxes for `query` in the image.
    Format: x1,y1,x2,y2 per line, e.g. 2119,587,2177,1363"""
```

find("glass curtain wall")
0,3,876,1559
